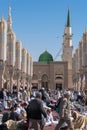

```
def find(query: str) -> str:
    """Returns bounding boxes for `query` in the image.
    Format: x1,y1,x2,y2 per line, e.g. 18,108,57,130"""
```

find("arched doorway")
55,76,63,90
32,74,38,89
41,74,48,90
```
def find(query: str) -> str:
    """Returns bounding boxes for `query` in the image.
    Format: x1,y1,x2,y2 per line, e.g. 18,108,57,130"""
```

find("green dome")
38,50,53,63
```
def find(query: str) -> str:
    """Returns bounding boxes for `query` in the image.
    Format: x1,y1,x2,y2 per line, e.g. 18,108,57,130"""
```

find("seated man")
45,109,58,126
72,110,87,130
3,119,28,130
2,106,21,123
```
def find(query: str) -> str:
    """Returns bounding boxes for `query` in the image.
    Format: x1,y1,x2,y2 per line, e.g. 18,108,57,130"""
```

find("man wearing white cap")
55,91,74,130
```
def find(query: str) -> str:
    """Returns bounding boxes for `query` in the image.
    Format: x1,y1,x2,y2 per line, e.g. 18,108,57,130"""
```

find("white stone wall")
7,31,16,66
0,19,7,61
21,48,27,73
15,40,22,70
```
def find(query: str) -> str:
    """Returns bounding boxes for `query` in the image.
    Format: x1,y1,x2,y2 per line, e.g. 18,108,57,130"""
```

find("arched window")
42,74,48,82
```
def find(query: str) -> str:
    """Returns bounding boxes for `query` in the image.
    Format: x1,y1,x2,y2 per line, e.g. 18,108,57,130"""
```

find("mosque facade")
1,7,86,91
32,9,73,90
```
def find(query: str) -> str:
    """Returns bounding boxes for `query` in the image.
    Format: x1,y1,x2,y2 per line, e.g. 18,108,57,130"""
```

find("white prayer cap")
64,91,71,95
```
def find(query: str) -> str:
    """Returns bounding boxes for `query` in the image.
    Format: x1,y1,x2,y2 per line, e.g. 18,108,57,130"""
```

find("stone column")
21,72,26,88
29,76,32,90
0,61,5,89
16,69,21,91
9,65,14,92
26,75,29,89
85,67,87,90
0,74,4,89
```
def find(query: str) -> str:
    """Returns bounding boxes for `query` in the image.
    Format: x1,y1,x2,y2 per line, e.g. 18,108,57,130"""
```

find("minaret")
0,17,7,88
7,6,12,33
7,6,16,91
62,8,73,88
7,6,16,66
0,17,7,61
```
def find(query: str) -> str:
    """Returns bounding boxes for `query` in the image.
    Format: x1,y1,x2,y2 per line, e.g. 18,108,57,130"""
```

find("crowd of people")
0,86,87,130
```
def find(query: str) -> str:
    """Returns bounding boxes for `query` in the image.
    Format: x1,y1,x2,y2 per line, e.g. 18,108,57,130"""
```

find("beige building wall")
33,61,68,90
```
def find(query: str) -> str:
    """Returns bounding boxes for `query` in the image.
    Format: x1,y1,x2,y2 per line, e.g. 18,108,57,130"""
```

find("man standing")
54,91,74,130
26,92,47,130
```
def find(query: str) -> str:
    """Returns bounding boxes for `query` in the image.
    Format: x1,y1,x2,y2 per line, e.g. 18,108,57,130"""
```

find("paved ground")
44,125,55,130
44,125,87,130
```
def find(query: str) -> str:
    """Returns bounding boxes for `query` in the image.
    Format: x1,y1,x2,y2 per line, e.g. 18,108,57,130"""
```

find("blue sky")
0,0,87,61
